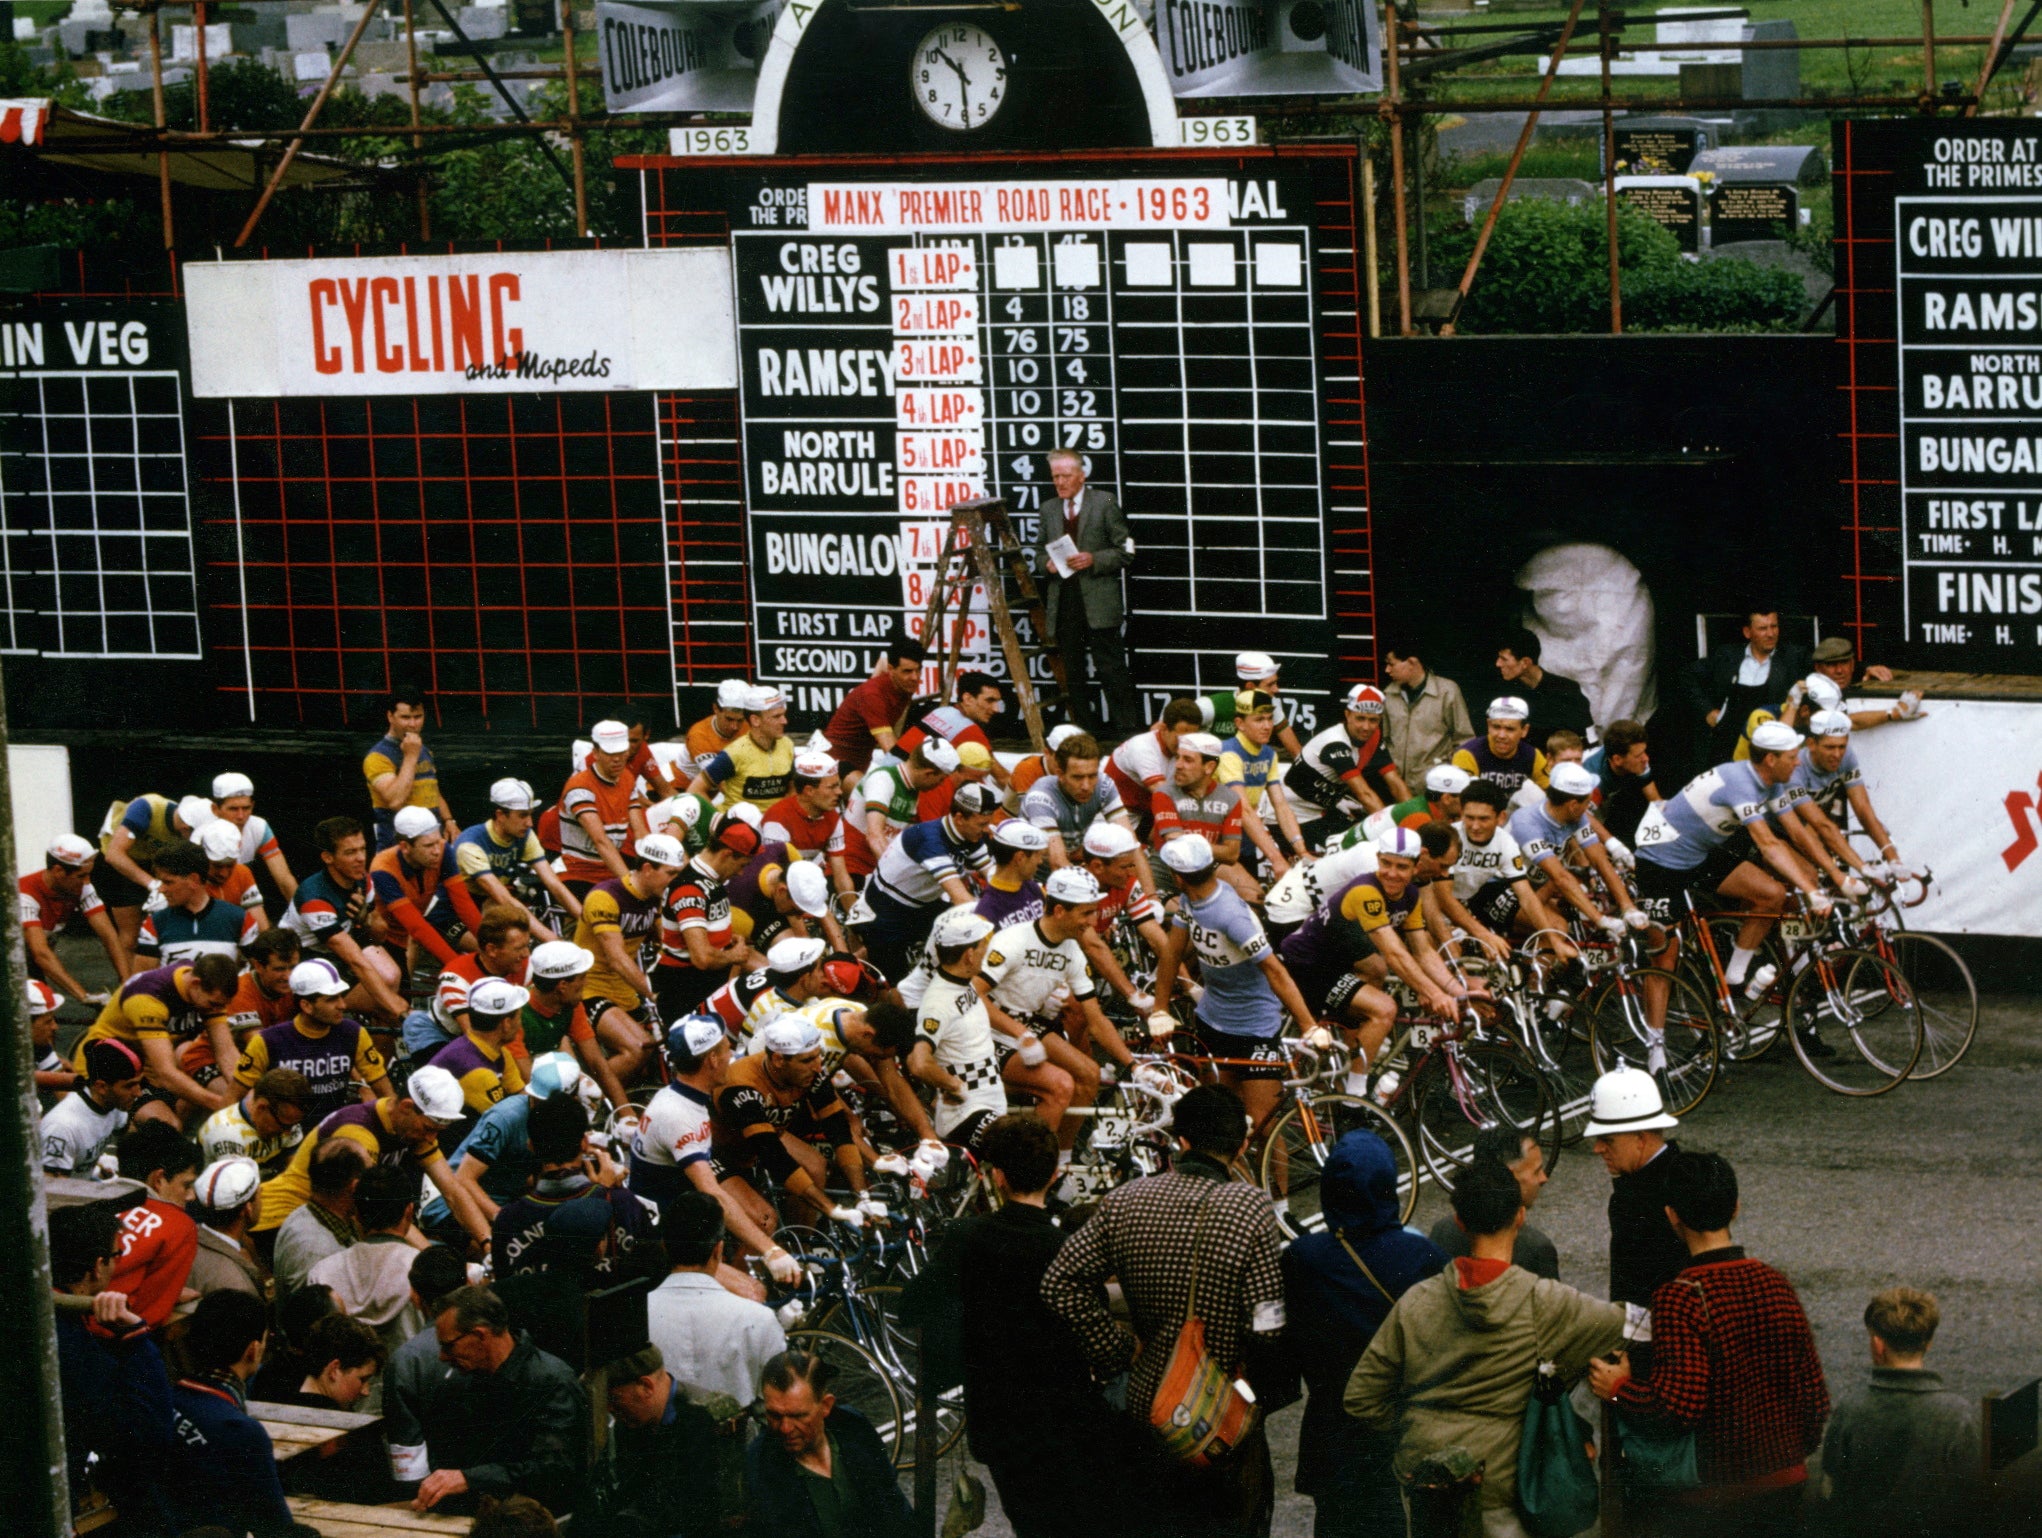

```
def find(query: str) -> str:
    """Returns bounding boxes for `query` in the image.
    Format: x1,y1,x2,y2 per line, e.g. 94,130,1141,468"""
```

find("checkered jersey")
1614,1253,1831,1486
1041,1165,1286,1414
915,971,1007,1135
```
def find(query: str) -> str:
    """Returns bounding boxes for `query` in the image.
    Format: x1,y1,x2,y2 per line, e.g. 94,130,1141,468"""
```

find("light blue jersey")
1634,761,1773,873
1174,882,1282,1038
1507,798,1599,871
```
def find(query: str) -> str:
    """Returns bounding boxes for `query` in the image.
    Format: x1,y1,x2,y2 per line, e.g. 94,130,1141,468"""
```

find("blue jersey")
1174,882,1282,1038
1782,745,1862,822
420,1095,534,1228
1507,799,1600,871
1634,761,1774,873
871,817,994,909
137,896,259,965
281,868,369,955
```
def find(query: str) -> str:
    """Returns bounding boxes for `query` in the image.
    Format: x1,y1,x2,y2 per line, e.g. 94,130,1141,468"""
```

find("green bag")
1617,1277,1707,1495
1516,1292,1600,1538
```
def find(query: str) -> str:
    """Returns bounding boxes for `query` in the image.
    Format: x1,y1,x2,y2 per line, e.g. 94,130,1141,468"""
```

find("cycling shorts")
1633,845,1745,924
1192,1019,1289,1080
588,995,658,1037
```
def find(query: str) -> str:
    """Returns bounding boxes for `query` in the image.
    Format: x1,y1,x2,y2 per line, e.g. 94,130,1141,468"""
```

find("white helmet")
1582,1065,1679,1137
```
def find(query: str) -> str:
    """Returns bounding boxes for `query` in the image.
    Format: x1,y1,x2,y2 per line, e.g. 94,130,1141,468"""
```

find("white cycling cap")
716,679,752,710
590,720,631,754
1235,650,1280,682
1424,763,1474,796
1487,696,1530,722
1158,833,1215,874
1548,762,1598,798
1082,822,1139,859
1045,867,1105,904
1749,721,1804,754
212,773,255,801
1808,709,1852,739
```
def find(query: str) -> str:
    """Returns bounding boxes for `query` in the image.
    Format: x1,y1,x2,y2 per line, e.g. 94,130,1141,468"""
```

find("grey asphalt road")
940,987,2042,1537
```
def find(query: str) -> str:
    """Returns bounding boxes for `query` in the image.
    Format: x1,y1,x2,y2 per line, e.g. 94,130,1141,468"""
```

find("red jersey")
19,870,104,934
657,857,737,966
368,846,458,965
108,1194,198,1331
1150,780,1246,847
1092,874,1161,933
825,674,915,774
897,704,993,759
220,971,296,1036
558,765,648,884
760,794,846,860
204,862,264,912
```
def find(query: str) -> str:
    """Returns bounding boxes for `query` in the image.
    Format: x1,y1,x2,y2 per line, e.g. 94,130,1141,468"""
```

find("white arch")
747,0,1179,155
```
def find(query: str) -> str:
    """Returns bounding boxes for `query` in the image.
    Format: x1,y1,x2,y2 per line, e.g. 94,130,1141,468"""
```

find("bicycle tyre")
1784,948,1922,1096
1258,1095,1418,1237
1852,932,1977,1079
782,1328,911,1467
1506,989,1596,1142
1584,968,1721,1118
843,1284,969,1466
1408,1044,1561,1194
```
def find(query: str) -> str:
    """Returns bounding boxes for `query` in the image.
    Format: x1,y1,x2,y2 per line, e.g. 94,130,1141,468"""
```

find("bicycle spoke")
1411,1045,1559,1194
1785,950,1921,1095
1259,1095,1418,1235
1861,932,1979,1079
1586,969,1720,1117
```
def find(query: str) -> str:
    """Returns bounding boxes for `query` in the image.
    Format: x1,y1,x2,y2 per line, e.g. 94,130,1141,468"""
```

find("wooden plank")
249,1400,380,1431
288,1497,472,1534
262,1423,345,1446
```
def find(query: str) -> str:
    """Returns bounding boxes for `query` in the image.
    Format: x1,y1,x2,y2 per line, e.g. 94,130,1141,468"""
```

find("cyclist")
424,976,531,1139
652,819,761,1020
761,752,855,904
1285,684,1412,846
631,1014,803,1284
978,868,1137,1147
1360,763,1474,842
1263,827,1399,944
1283,827,1469,1100
843,739,959,878
28,979,72,1108
519,939,630,1111
72,954,241,1125
1510,729,1588,814
1076,822,1172,1016
199,1067,311,1177
557,719,653,899
644,787,724,860
825,641,926,783
231,957,394,1125
1104,698,1204,825
1737,670,1842,759
95,790,210,954
1151,732,1255,901
206,773,297,902
1451,781,1569,963
22,833,131,997
420,1050,585,1242
743,991,939,1153
363,686,458,851
683,679,753,778
197,822,267,927
688,686,795,814
851,783,1001,982
448,778,582,941
1507,761,1649,937
368,805,470,974
897,669,1007,782
1632,721,1834,1061
135,841,261,968
410,903,534,1058
1203,650,1309,759
1783,710,1911,882
710,1015,877,1228
1452,696,1551,800
220,927,302,1038
733,936,834,1038
573,831,689,1082
1148,833,1320,1134
908,909,1027,1152
1008,723,1084,804
1218,690,1312,880
726,839,838,955
41,1039,147,1174
1584,719,1661,849
1808,635,1925,732
977,820,1049,930
1021,732,1157,901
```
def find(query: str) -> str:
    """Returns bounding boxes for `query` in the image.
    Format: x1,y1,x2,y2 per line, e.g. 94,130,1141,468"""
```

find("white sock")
1725,946,1757,986
1057,1149,1073,1168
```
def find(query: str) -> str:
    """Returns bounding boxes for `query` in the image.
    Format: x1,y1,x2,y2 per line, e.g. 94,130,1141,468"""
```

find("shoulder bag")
1517,1288,1603,1538
1149,1194,1260,1467
1617,1278,1704,1494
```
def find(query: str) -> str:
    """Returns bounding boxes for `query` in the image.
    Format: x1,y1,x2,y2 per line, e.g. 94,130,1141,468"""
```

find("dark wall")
1360,333,1843,782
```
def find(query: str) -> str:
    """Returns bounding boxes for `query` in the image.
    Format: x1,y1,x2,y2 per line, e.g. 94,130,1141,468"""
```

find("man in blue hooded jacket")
1281,1130,1447,1537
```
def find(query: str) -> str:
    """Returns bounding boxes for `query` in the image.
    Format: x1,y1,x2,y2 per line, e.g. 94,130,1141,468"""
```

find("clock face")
911,23,1007,131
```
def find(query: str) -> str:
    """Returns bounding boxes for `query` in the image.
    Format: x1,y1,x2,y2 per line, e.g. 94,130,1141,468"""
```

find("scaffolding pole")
1600,0,1620,334
234,0,389,246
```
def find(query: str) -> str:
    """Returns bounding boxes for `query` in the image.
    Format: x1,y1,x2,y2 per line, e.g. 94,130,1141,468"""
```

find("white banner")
805,179,1231,235
182,250,738,397
1849,696,2042,936
1154,0,1381,98
596,0,777,114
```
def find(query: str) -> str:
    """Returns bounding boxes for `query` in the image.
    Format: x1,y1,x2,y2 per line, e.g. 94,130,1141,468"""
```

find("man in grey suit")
1037,448,1139,735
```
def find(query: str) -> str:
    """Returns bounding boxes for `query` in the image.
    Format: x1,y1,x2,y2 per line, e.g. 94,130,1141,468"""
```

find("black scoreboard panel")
638,148,1369,730
1837,119,2042,672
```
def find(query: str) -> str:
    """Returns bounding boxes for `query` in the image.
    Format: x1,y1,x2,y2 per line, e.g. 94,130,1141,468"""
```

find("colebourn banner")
181,250,738,397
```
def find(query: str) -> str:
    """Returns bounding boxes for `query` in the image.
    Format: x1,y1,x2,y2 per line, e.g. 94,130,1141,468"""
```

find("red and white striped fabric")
0,99,49,145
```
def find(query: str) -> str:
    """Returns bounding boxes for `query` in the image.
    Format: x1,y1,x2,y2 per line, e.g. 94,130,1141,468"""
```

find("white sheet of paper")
1046,534,1080,578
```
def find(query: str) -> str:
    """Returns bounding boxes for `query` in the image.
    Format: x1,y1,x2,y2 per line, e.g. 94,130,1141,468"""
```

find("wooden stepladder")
914,495,1066,755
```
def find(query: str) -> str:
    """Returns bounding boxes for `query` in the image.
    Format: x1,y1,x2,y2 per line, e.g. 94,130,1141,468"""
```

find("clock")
911,23,1007,131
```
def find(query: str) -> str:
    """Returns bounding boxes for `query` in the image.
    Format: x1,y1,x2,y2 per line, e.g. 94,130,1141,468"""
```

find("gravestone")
1615,174,1706,252
1460,177,1599,223
1606,116,1717,176
1689,145,1819,245
1688,143,1826,186
1707,181,1797,243
1740,19,1799,100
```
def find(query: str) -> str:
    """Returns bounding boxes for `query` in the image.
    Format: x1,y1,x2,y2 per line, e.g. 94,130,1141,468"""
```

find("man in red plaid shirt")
1590,1150,1829,1538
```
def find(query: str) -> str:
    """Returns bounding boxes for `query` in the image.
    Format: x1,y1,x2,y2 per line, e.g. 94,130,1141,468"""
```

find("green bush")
1429,195,1807,333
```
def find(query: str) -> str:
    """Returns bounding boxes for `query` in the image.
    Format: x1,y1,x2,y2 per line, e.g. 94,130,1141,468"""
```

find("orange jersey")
557,765,647,884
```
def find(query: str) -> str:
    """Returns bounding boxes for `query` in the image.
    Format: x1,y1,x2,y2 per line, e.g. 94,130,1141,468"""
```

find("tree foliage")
1429,196,1809,334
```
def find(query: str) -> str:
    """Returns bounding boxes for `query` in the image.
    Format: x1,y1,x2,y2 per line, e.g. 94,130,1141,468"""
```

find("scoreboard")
697,154,1354,722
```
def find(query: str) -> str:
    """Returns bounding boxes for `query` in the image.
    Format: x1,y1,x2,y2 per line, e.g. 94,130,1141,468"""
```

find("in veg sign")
182,249,737,398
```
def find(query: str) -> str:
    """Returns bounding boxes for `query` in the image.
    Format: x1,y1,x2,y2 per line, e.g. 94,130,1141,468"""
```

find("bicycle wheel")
1784,948,1922,1096
1258,1094,1418,1237
1584,969,1720,1118
1505,988,1596,1143
1697,919,1786,1063
782,1327,910,1467
848,1284,968,1466
1852,932,1978,1079
1409,1044,1561,1194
